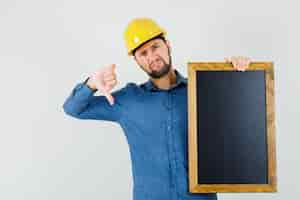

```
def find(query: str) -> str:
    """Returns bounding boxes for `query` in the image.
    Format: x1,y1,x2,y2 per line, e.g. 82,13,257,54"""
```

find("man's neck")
150,68,177,90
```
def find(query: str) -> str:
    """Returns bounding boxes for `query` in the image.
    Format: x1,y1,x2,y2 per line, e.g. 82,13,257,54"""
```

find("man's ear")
166,40,171,53
134,55,138,62
133,55,140,66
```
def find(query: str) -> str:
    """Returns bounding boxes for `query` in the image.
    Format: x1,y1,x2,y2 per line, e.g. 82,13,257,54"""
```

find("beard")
139,48,172,79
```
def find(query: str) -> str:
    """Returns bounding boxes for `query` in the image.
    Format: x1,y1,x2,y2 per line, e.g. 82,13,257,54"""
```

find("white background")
0,0,298,199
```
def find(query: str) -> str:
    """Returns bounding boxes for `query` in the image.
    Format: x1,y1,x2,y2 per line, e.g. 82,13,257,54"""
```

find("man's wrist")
84,77,98,92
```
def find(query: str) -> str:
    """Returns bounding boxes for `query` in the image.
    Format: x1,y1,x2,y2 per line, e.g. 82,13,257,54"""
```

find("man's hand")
87,64,118,105
225,56,251,71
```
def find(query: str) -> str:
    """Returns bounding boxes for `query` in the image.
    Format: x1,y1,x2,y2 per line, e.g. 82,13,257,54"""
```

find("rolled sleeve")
63,81,129,122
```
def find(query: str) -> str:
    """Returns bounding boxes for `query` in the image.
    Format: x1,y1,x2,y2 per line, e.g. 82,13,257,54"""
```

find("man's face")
134,38,172,79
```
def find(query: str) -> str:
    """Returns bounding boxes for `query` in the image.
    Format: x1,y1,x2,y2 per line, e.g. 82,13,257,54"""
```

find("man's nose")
146,52,156,65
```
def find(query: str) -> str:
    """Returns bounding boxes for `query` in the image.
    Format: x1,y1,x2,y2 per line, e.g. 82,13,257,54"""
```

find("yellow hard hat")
124,18,167,56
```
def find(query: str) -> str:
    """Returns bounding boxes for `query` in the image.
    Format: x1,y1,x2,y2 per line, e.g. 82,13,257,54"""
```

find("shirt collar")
144,69,187,92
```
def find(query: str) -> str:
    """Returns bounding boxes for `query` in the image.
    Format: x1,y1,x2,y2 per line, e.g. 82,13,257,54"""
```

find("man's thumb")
104,92,114,105
107,64,116,71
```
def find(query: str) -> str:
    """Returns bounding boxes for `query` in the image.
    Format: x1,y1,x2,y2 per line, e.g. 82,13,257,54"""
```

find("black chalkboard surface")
188,62,277,193
197,71,267,184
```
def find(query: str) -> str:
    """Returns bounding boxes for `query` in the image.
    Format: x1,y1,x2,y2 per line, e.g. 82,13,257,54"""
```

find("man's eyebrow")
139,49,146,55
149,43,159,48
139,42,159,55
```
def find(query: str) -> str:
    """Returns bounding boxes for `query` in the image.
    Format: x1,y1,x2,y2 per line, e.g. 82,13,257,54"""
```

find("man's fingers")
225,56,251,72
232,59,243,71
103,74,116,82
108,63,116,69
104,64,116,72
111,64,116,70
103,63,115,69
225,57,231,63
106,79,117,86
103,70,116,78
90,64,118,105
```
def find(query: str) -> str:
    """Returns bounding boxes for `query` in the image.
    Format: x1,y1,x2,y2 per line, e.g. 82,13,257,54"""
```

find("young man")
63,18,250,200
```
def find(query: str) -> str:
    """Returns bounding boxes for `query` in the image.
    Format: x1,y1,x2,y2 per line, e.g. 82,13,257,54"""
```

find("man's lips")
150,60,162,70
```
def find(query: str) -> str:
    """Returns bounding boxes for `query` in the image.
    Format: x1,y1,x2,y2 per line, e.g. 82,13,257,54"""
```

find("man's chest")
121,88,188,144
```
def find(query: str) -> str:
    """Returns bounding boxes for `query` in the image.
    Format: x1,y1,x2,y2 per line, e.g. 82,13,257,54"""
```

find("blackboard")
187,62,277,193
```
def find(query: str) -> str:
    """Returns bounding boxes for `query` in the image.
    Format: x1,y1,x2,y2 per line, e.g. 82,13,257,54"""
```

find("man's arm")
62,64,126,122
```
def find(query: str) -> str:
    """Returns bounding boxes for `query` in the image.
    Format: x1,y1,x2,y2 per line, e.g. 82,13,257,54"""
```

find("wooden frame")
187,62,277,193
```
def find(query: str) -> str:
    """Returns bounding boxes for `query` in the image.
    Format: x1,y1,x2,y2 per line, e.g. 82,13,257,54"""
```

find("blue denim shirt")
63,69,217,200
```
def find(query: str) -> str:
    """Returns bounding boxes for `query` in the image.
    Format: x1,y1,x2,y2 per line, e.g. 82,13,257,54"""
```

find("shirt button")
167,125,171,131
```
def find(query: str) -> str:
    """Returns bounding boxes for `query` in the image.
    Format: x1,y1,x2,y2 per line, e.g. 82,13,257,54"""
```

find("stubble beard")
140,48,172,79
